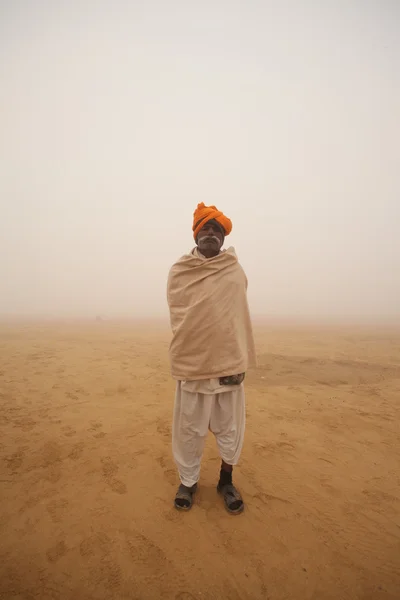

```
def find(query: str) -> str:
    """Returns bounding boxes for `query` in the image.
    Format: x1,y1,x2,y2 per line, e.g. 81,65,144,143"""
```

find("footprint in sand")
89,421,106,438
62,425,76,437
68,442,84,460
47,498,69,523
156,456,176,485
101,457,127,495
4,448,25,472
79,531,111,558
156,419,171,438
46,540,67,563
14,417,37,432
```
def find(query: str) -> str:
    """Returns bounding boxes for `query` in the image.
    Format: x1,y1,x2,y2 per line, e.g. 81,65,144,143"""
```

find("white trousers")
172,381,246,488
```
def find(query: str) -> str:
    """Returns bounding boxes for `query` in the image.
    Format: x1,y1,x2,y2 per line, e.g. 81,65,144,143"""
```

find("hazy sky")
1,0,399,321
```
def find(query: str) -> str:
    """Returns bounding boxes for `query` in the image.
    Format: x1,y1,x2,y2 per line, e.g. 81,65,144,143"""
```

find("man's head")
196,218,225,255
192,203,232,258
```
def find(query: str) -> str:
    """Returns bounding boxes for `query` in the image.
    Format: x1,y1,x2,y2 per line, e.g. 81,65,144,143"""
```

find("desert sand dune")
0,322,399,599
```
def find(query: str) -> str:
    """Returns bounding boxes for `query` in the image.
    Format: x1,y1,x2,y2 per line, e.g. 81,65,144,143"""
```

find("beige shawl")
167,247,256,380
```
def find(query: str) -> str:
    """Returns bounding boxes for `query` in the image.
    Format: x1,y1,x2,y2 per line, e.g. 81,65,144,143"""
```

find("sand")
0,321,399,600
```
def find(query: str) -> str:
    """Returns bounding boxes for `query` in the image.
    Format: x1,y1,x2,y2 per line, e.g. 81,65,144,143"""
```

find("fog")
1,0,399,322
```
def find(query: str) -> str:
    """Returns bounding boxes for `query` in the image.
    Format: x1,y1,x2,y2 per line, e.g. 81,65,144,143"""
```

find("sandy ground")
0,321,400,600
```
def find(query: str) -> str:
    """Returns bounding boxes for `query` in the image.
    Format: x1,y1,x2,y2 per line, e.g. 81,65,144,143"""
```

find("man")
167,203,256,514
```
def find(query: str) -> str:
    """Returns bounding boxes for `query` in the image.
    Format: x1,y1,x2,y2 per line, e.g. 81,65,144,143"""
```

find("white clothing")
172,381,246,487
181,378,244,395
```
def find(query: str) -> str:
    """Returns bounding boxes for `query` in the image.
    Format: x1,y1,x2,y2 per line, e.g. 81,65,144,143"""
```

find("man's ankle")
219,467,233,486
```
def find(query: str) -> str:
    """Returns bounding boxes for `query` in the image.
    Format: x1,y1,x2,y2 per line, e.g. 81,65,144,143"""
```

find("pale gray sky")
1,0,399,321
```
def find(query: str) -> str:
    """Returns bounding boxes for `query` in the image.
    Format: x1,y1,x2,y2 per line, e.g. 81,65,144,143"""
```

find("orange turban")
192,203,232,240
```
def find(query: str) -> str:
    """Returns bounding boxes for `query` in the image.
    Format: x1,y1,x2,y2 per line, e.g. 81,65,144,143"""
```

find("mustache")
198,235,220,244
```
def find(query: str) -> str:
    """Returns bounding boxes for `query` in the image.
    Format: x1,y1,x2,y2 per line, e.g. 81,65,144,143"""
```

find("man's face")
197,219,225,253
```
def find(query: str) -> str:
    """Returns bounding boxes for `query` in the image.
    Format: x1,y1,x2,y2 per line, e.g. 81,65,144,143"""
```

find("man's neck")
199,248,220,259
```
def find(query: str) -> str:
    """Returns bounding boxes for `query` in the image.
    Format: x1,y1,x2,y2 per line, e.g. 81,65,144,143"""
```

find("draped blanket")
167,247,256,380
